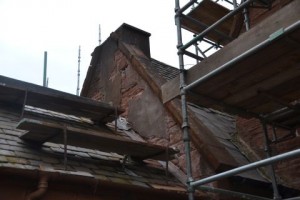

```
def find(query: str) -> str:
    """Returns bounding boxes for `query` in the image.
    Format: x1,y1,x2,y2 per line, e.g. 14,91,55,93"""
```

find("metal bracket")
63,125,68,171
20,90,28,119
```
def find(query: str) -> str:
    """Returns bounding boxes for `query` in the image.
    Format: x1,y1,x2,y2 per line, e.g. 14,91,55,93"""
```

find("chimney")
114,23,151,58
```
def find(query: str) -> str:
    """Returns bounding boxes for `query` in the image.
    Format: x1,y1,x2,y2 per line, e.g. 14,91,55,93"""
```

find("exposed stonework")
80,20,300,198
114,49,205,178
81,29,209,180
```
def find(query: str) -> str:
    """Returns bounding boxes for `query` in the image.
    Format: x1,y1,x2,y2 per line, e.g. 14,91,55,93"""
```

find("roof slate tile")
28,159,42,167
0,138,7,145
73,166,94,174
0,155,8,163
109,176,131,185
14,151,41,160
41,156,60,164
129,180,150,188
6,140,23,146
94,174,110,182
80,162,100,170
0,163,26,169
0,149,15,156
6,156,29,165
0,104,183,193
0,134,17,141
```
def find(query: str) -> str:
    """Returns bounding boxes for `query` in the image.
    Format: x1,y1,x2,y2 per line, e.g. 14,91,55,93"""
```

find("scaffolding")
173,0,300,199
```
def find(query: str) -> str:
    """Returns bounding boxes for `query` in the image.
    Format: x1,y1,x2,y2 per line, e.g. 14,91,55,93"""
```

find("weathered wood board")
18,118,178,161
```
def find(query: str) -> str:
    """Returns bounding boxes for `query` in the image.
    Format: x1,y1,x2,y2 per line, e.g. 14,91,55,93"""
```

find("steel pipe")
198,186,272,200
180,0,255,51
262,121,281,199
181,14,233,40
191,148,300,188
184,20,300,91
183,50,204,61
284,197,300,200
175,0,194,199
176,0,197,15
27,173,48,200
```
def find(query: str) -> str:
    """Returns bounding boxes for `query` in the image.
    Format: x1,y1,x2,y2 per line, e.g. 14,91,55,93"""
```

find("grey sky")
0,0,187,94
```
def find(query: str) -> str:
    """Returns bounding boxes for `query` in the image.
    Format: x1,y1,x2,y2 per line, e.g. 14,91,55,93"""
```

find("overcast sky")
0,0,195,94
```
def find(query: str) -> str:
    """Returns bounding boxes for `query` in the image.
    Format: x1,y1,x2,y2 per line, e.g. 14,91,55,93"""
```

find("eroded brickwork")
112,49,205,178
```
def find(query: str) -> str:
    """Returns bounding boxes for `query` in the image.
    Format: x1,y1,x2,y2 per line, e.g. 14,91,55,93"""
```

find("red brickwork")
114,50,207,178
249,0,294,27
236,117,300,190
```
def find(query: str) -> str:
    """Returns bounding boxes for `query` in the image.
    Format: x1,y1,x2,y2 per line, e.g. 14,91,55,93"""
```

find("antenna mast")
99,24,102,45
43,51,48,87
76,46,81,96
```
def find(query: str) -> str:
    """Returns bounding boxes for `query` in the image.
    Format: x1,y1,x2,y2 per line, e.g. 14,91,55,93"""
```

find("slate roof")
0,104,184,192
151,59,180,81
188,103,267,182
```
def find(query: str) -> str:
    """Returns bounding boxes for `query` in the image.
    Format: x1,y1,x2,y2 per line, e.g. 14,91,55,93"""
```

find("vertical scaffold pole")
242,0,250,31
175,1,194,199
261,121,282,200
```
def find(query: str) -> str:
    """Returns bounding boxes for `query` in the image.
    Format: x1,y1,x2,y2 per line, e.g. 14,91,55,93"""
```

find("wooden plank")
0,76,121,122
186,1,300,85
220,29,300,96
246,77,300,114
223,62,300,106
181,0,234,45
192,38,300,99
281,115,300,127
217,48,299,99
25,91,116,122
264,106,300,128
161,0,300,103
17,118,178,161
161,76,180,103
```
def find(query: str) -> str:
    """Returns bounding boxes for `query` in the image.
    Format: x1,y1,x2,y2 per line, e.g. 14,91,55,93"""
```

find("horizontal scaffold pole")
191,148,300,188
184,20,300,91
180,0,255,51
198,186,272,200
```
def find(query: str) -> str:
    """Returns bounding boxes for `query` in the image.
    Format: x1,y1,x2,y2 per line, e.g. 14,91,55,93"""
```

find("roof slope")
0,75,188,196
0,105,184,193
149,55,265,177
119,40,272,183
151,59,180,82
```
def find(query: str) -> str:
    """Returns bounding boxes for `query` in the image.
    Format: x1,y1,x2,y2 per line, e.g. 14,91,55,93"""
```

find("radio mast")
76,46,81,96
43,51,48,87
99,24,102,45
